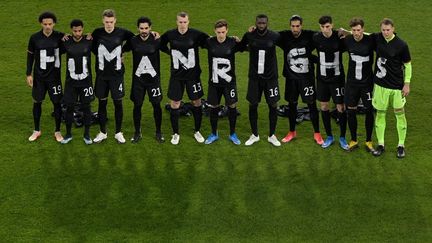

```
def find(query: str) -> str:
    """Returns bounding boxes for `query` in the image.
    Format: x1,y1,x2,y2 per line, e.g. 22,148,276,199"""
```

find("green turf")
1,0,432,241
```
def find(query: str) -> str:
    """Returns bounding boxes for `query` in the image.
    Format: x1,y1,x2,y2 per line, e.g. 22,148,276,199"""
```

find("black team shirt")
373,33,411,90
313,30,346,83
160,28,209,81
278,29,316,80
124,34,161,83
27,30,64,81
62,36,93,87
91,27,134,80
239,29,280,81
205,37,240,87
344,34,375,87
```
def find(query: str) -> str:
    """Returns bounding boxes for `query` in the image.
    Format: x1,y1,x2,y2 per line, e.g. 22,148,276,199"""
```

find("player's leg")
47,80,63,142
331,82,348,150
345,83,360,150
147,82,164,143
167,79,185,145
225,83,240,145
264,79,281,147
130,79,145,143
29,80,45,141
186,79,205,143
393,90,407,158
317,80,333,148
60,83,76,144
302,80,322,145
110,79,126,144
93,77,109,143
371,84,390,156
245,79,261,146
361,86,374,152
78,84,94,144
282,78,298,143
205,84,222,144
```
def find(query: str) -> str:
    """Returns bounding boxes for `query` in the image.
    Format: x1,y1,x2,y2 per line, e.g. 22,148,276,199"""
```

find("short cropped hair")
349,17,364,28
39,11,57,23
177,11,188,18
214,19,228,29
290,15,303,24
256,14,268,21
319,15,332,25
137,16,152,27
102,9,116,18
70,19,84,28
380,18,394,27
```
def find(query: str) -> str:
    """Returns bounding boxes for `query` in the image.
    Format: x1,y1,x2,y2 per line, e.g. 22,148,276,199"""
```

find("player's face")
255,17,268,31
41,18,55,34
320,22,333,36
103,16,116,32
138,22,151,38
290,20,302,37
381,24,394,39
177,16,189,32
351,24,364,41
71,26,83,39
215,26,228,40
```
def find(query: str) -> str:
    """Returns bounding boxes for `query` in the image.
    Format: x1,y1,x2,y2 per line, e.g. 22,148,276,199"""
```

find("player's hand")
26,75,33,87
151,31,160,39
402,83,410,97
248,26,256,32
231,36,240,42
62,33,71,42
121,55,125,63
337,27,350,39
86,33,93,40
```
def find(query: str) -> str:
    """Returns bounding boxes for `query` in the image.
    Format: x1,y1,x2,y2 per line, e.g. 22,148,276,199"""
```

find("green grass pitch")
1,0,432,241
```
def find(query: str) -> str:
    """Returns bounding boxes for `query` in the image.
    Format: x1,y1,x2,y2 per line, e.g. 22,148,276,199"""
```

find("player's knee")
170,100,181,109
320,102,329,111
336,104,345,113
268,102,278,109
191,99,201,107
394,108,405,114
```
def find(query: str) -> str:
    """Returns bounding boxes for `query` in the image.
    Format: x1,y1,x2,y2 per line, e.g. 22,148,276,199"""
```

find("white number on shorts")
230,89,236,98
192,83,202,93
269,87,279,97
119,83,123,92
84,87,93,97
151,87,161,97
335,87,345,97
52,85,61,95
304,86,314,96
366,92,372,101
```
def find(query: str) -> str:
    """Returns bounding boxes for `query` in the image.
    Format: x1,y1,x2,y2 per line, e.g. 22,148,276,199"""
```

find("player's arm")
237,33,249,52
401,44,412,97
26,36,35,87
159,32,170,54
198,31,210,48
402,62,412,97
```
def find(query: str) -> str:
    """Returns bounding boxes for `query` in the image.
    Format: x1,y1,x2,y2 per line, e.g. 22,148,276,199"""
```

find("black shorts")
63,80,95,105
130,79,163,104
344,83,373,108
95,76,125,100
207,83,238,106
285,78,316,103
32,79,62,103
167,78,204,101
246,79,280,105
316,80,345,104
